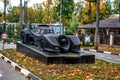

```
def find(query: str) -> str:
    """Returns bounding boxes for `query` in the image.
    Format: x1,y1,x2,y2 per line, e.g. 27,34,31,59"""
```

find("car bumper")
44,48,60,53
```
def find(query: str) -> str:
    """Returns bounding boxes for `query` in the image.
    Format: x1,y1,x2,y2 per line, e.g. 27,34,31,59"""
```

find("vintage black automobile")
21,24,80,53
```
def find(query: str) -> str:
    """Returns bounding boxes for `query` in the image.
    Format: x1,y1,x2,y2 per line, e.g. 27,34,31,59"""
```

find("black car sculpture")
21,24,80,53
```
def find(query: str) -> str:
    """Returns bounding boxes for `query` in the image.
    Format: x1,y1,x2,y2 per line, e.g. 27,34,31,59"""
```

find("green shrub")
65,29,73,35
81,40,94,47
85,42,90,46
81,40,85,46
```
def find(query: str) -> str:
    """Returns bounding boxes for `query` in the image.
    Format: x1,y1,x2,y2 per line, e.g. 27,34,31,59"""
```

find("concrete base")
16,42,95,64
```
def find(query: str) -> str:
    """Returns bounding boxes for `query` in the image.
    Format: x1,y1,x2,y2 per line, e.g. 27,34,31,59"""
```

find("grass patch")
93,74,104,79
1,49,120,80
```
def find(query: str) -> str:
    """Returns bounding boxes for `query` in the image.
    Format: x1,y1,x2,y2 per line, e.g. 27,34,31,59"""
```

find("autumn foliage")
1,49,120,80
81,0,110,25
0,0,111,26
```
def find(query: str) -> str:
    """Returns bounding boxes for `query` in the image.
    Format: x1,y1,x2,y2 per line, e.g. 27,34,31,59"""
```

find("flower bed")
1,49,120,80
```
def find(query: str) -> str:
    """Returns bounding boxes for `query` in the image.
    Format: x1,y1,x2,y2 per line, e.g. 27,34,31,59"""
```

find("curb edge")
81,48,120,56
0,53,41,80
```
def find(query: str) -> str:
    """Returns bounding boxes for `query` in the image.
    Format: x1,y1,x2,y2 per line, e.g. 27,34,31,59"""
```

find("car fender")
21,28,32,42
42,34,60,46
67,35,80,52
68,35,80,46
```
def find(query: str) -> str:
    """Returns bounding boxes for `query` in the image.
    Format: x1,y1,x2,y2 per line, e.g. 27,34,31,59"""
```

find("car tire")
28,36,34,45
38,37,46,51
21,32,25,43
58,35,70,52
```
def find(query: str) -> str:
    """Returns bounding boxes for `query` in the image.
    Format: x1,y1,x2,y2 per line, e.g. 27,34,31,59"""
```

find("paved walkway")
0,58,28,80
83,50,120,64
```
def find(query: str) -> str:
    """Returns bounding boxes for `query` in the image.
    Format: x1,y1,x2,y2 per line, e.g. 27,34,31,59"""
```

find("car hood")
43,34,60,46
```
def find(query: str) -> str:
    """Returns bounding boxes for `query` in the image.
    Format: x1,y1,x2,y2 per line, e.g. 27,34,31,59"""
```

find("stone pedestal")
16,42,95,64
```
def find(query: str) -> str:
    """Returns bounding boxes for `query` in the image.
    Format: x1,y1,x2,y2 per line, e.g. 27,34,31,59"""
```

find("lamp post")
3,0,6,33
20,0,23,32
118,0,120,22
2,0,7,50
60,0,62,24
60,0,63,34
24,0,28,24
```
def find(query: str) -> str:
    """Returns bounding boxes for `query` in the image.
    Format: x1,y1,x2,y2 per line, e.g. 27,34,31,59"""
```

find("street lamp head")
24,0,31,2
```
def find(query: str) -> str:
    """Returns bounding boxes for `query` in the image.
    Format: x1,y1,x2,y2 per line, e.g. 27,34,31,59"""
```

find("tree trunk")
94,0,100,50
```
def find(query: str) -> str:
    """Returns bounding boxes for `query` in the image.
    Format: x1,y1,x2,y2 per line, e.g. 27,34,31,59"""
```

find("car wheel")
28,37,34,45
58,35,69,46
21,32,25,43
38,38,46,51
58,35,70,52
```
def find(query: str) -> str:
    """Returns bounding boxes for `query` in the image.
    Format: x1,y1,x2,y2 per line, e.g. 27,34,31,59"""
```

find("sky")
0,0,114,11
0,0,46,11
11,0,46,7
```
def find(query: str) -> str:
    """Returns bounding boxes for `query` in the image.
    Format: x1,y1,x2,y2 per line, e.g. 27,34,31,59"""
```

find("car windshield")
40,29,54,34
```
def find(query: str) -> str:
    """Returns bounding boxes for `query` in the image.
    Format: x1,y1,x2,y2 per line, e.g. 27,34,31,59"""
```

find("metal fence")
99,35,110,45
0,23,20,42
79,34,120,46
0,35,20,42
114,35,120,45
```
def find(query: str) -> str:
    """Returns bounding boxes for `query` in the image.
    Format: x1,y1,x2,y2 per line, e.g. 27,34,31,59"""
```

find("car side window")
50,30,54,33
43,29,54,34
33,28,40,34
44,30,48,34
36,29,40,34
40,30,44,34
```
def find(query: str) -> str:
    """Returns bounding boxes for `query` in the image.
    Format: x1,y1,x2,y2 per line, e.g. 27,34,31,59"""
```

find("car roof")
36,26,53,30
37,24,50,27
